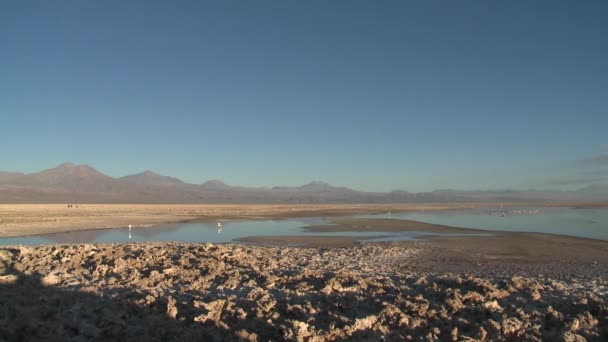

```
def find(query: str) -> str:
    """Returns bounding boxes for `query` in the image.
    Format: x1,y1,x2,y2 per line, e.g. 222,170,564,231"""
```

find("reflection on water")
1,207,606,245
362,207,608,241
0,217,421,245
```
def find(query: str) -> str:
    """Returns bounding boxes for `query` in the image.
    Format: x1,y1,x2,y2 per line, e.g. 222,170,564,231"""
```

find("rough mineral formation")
0,243,606,341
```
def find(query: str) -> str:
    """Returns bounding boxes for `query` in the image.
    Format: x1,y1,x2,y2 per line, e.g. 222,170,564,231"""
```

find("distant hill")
119,170,187,188
0,172,25,183
0,162,606,203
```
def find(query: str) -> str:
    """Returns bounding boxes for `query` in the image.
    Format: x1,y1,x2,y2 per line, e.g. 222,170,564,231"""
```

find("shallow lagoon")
0,217,423,245
361,207,608,241
1,206,606,245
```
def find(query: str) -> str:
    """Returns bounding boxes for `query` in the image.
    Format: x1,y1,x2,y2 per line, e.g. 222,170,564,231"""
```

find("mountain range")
0,162,606,204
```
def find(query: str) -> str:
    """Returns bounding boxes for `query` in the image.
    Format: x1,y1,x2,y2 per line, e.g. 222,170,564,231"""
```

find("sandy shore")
1,243,606,341
0,203,482,238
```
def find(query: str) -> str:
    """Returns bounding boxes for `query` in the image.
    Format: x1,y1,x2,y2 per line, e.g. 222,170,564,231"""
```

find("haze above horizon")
2,1,607,192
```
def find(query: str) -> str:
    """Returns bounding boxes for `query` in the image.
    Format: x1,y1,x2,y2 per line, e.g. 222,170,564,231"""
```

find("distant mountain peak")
122,170,172,179
119,170,185,187
138,170,161,177
300,181,336,191
1,161,606,203
201,179,229,189
57,162,76,168
304,181,330,186
43,162,108,178
53,162,100,173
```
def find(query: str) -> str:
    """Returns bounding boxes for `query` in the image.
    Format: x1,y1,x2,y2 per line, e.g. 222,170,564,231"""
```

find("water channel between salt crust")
1,206,606,245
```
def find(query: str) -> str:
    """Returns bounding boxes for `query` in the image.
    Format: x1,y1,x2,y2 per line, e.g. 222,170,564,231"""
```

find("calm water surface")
362,207,608,241
1,207,606,245
0,217,423,246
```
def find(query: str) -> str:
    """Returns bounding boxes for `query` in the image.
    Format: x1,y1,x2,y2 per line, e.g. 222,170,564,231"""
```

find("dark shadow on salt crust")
1,244,607,342
0,265,276,341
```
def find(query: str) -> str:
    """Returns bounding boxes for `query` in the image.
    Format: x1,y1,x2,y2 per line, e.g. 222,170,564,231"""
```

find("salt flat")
1,243,606,341
1,204,607,340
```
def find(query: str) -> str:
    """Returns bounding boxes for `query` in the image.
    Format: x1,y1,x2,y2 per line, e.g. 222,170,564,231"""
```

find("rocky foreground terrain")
1,243,607,341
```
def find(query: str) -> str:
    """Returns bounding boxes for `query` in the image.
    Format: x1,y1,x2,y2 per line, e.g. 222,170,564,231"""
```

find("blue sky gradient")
1,1,607,191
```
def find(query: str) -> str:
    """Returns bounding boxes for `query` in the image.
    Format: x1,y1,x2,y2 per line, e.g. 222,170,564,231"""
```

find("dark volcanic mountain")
0,162,606,203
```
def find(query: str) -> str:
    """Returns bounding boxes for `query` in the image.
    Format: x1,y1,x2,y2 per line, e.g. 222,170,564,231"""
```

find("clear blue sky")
1,1,607,192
